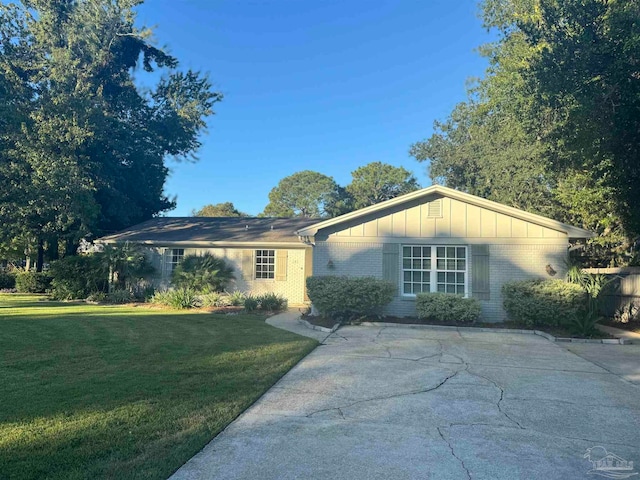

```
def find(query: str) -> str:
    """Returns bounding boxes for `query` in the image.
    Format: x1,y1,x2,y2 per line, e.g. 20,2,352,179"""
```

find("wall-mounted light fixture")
327,260,335,270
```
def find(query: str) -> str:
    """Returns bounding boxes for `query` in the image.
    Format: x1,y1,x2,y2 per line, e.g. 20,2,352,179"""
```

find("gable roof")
99,217,318,245
295,185,594,239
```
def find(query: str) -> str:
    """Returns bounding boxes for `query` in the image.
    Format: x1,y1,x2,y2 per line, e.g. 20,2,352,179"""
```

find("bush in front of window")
306,276,395,321
255,292,287,312
416,293,481,323
171,253,235,292
502,279,587,327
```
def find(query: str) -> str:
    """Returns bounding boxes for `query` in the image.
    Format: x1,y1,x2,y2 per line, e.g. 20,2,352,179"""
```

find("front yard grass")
0,294,317,480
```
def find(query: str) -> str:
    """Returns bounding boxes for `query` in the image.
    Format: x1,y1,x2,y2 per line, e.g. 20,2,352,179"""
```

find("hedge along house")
295,185,593,321
98,217,317,306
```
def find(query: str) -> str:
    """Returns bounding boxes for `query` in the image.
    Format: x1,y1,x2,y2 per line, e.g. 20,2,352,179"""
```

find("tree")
0,0,221,270
410,0,639,266
346,162,420,209
263,171,345,218
192,202,247,217
171,253,235,292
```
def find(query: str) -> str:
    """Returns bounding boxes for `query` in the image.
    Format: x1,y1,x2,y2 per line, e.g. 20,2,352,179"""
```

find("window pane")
457,272,465,283
457,260,466,270
437,272,445,282
447,272,455,283
413,246,421,256
457,247,465,258
447,259,456,270
404,283,411,294
456,285,465,295
412,271,420,282
403,259,411,269
422,247,431,257
414,284,422,293
437,284,445,292
446,284,456,293
404,271,411,281
413,259,421,269
403,246,411,257
423,259,431,270
437,259,445,269
447,247,455,257
437,247,445,258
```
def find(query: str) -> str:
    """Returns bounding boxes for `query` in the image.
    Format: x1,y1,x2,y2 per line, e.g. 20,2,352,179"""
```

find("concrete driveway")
170,325,640,480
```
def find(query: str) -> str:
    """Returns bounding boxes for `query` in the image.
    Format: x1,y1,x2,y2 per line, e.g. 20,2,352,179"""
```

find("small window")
166,248,184,273
255,249,275,279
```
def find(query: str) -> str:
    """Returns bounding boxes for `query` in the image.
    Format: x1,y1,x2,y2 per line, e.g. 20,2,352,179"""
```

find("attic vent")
427,199,442,218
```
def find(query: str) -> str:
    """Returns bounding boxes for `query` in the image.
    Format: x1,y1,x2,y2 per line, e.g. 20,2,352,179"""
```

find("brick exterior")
146,246,310,305
312,241,568,322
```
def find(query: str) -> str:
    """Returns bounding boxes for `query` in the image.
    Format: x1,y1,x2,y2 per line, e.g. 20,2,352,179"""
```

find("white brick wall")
148,246,309,305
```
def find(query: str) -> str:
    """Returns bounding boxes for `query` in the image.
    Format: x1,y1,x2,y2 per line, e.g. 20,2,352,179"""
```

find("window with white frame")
255,249,275,279
402,245,467,296
165,248,184,274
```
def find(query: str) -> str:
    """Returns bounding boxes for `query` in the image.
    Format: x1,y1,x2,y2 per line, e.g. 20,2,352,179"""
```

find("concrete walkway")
265,309,331,342
170,323,640,480
598,323,640,344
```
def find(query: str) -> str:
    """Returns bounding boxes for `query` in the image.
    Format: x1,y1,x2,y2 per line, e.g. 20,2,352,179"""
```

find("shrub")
151,288,199,309
502,279,587,327
101,243,156,290
0,271,16,289
199,292,230,308
15,271,52,293
306,276,395,321
416,293,481,323
172,253,234,292
256,292,287,312
49,255,108,300
227,290,246,306
244,296,259,313
107,289,133,304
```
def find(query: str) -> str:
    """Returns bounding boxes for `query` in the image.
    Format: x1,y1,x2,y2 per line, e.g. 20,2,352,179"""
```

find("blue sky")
135,0,494,216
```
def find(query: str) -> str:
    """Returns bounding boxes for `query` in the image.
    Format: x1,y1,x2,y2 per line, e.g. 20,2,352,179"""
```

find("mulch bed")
303,315,613,339
601,319,640,334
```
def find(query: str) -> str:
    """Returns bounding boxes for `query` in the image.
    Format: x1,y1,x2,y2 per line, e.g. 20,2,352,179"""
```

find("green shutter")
242,250,254,281
382,243,399,295
471,245,490,300
275,250,288,281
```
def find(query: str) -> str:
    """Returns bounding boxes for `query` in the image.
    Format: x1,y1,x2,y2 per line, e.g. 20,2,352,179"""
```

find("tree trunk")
36,237,44,272
46,238,59,261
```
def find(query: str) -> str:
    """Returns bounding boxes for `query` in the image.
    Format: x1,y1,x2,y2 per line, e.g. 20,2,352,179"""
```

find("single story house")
99,185,593,321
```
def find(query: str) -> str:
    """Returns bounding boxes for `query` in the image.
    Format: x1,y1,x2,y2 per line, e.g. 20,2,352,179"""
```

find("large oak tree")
0,0,221,269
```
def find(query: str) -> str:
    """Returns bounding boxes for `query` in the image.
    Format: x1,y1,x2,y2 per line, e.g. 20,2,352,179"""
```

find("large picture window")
402,245,467,296
255,249,275,279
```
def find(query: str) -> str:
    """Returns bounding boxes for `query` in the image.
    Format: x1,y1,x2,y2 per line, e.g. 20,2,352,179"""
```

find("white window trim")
164,248,184,276
399,245,469,298
255,249,276,280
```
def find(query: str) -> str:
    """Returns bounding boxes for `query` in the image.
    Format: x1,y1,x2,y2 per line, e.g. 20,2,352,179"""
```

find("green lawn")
0,294,317,480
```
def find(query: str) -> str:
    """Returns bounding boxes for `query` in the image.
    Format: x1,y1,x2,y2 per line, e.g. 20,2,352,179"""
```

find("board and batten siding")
313,194,570,321
327,196,565,240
